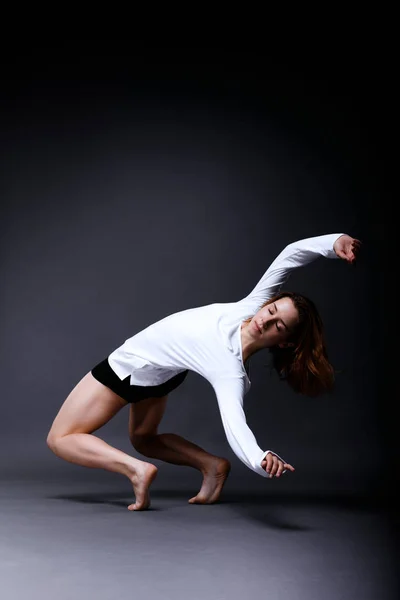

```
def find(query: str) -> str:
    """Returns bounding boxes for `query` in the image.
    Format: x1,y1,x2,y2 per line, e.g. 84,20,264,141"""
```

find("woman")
47,232,361,511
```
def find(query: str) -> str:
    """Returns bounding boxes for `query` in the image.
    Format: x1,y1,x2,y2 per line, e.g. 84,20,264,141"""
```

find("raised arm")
239,233,344,311
212,376,287,478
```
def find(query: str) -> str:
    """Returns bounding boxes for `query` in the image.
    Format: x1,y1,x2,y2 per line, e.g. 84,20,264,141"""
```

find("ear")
278,341,295,349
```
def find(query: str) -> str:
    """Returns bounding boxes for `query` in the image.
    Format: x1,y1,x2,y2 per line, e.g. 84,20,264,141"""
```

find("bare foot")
127,462,158,511
188,458,231,505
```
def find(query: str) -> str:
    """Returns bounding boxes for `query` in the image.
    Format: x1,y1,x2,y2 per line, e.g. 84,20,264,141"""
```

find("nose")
262,315,274,329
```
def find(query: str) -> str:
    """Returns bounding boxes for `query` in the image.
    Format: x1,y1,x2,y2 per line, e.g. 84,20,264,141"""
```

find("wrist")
333,233,346,254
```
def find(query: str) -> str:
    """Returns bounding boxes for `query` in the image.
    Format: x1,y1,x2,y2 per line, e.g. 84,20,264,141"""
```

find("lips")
254,321,262,334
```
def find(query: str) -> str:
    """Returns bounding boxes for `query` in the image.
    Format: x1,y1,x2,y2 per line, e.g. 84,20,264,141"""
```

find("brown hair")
244,291,335,397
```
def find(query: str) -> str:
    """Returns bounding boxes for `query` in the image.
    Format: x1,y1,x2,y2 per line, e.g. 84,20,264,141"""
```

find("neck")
240,321,263,363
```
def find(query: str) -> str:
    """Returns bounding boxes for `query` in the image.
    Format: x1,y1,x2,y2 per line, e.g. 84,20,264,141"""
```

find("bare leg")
129,397,231,504
47,372,158,511
49,432,157,510
133,433,231,504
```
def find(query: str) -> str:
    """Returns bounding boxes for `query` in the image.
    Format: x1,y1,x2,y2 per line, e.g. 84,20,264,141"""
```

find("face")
248,297,300,348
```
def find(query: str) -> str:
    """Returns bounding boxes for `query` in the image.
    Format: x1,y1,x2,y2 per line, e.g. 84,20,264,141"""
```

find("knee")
130,432,156,452
46,431,60,453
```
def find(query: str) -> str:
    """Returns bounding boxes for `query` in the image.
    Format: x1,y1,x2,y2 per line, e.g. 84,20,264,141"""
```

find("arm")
239,233,344,310
212,376,286,478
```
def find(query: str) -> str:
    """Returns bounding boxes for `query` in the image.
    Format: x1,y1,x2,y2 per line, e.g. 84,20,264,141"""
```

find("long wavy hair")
244,291,335,397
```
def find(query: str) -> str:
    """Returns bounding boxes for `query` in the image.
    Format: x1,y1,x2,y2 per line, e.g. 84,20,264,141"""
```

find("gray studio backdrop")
1,75,381,497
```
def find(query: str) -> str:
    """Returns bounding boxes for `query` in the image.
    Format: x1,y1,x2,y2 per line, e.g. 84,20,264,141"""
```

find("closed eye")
269,308,281,330
273,302,289,332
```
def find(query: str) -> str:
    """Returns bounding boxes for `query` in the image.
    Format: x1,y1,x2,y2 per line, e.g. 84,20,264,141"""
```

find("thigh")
48,372,128,438
128,395,168,438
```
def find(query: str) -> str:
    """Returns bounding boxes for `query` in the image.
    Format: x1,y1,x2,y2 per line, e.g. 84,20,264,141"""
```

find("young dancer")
47,232,361,510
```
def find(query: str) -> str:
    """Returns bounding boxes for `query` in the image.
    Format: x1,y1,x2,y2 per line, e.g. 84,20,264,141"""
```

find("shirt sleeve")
212,376,287,478
239,233,344,309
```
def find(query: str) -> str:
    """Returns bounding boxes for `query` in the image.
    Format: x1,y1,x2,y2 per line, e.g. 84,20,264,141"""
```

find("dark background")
0,48,394,507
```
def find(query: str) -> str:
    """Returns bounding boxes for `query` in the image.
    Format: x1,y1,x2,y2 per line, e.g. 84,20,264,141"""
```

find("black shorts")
91,357,189,404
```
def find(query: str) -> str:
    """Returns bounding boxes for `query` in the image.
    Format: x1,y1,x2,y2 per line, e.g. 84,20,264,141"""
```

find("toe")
188,495,206,504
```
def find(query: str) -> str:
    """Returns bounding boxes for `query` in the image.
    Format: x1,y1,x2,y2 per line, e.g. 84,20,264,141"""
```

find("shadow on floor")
47,492,163,511
46,488,382,528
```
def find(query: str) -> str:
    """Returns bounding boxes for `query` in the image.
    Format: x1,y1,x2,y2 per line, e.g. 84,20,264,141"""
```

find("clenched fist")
333,234,361,264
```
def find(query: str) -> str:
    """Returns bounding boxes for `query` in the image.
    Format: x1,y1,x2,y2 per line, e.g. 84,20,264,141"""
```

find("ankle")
124,456,147,479
200,456,230,477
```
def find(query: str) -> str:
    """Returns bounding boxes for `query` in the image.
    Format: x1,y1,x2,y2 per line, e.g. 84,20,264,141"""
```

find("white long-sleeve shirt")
108,233,343,477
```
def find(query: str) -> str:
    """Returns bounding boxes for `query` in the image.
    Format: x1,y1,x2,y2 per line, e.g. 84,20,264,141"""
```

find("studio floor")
0,476,397,600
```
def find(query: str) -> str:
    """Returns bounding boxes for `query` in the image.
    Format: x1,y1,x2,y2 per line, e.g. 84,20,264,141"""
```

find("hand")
261,453,295,478
333,234,362,264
